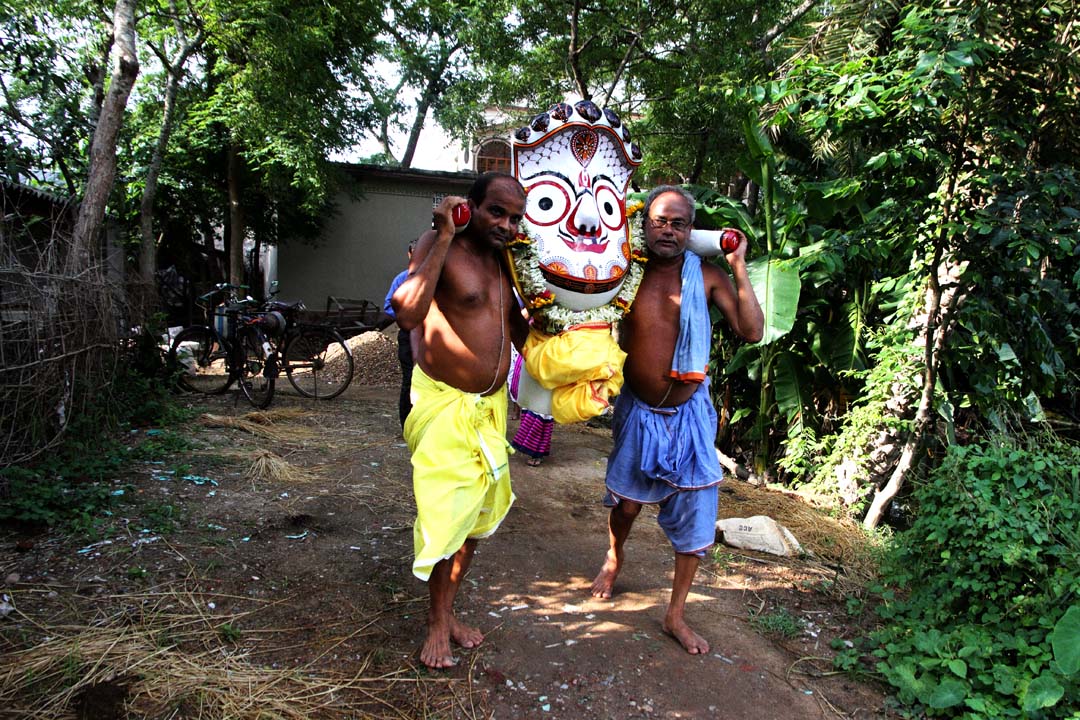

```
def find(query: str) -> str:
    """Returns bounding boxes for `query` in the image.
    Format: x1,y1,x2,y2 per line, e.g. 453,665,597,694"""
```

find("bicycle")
170,283,354,404
262,297,354,400
168,284,283,408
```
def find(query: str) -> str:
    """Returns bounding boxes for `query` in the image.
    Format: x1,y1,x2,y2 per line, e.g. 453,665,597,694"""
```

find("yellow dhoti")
404,366,515,581
524,324,626,425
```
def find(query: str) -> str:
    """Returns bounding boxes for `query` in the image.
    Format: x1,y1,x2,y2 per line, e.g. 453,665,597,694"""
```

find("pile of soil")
345,330,399,387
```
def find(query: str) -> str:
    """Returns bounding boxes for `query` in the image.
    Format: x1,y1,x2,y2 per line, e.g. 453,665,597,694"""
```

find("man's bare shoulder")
701,258,737,292
699,258,731,280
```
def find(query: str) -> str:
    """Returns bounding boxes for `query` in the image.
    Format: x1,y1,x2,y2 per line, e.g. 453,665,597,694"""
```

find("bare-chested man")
590,185,764,654
392,172,528,669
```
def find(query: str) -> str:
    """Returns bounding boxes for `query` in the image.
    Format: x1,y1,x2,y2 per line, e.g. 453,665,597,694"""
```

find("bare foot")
420,620,457,669
662,617,710,655
527,456,543,467
590,550,622,599
449,616,483,649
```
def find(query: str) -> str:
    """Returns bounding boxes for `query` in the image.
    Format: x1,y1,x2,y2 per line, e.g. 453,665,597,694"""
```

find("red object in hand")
721,228,741,253
452,203,471,233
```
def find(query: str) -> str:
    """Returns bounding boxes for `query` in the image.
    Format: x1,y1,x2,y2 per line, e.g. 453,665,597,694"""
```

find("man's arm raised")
707,231,764,343
391,195,465,331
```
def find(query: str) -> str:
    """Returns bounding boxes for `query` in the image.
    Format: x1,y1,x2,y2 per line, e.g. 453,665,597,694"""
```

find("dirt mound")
344,330,399,386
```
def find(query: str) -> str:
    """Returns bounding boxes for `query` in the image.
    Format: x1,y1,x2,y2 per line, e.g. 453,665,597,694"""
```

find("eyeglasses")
647,216,689,232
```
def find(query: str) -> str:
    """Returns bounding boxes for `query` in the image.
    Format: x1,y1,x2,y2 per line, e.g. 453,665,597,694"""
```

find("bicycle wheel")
169,326,233,394
237,326,277,409
283,327,354,399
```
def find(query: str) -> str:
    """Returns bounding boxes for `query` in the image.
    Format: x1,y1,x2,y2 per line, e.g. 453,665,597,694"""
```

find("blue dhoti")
603,380,722,556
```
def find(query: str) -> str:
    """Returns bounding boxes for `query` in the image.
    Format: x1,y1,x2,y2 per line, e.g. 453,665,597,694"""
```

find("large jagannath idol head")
513,100,642,311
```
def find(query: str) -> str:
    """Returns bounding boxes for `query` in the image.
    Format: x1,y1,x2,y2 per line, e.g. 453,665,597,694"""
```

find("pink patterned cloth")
511,409,554,459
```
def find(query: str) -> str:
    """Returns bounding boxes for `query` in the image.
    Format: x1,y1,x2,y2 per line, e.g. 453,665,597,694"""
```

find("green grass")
750,607,805,639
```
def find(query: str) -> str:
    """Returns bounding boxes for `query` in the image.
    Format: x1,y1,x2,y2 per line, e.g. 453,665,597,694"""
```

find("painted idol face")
513,100,642,311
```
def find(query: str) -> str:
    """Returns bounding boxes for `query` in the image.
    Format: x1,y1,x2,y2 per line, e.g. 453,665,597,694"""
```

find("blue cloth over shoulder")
669,251,710,383
383,269,409,319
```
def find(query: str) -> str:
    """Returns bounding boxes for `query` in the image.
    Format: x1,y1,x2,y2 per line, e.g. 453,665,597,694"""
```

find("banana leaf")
774,350,812,436
747,256,801,345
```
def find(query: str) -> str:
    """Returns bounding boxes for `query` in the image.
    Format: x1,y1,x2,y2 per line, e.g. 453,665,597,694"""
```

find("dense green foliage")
471,0,815,185
0,0,97,190
0,359,191,534
869,434,1080,717
704,1,1080,506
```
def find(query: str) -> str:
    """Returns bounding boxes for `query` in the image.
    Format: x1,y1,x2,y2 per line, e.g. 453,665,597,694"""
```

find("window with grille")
475,139,511,174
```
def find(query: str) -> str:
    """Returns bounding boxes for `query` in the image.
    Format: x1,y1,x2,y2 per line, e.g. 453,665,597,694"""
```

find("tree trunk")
752,0,822,53
568,0,590,100
251,233,263,299
71,0,139,272
138,26,204,288
687,131,709,185
227,144,245,288
400,46,457,169
600,32,641,106
369,73,407,162
861,275,940,529
84,33,115,165
728,171,748,201
744,180,760,216
862,253,968,528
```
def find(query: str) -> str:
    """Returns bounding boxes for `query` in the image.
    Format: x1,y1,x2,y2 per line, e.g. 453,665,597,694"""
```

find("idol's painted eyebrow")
522,170,573,185
523,169,619,192
590,173,618,188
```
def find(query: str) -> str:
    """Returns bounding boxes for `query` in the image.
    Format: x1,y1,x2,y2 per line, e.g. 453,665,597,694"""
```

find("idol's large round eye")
525,177,573,227
594,183,625,231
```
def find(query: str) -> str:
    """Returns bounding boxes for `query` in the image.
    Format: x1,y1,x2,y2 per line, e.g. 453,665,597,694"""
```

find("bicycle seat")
223,300,258,313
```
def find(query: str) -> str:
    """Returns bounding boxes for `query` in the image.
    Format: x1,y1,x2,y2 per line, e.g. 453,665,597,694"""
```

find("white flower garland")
508,202,647,335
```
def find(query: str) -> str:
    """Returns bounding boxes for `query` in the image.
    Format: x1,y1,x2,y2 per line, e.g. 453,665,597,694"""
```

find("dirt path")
0,381,891,719
452,417,885,719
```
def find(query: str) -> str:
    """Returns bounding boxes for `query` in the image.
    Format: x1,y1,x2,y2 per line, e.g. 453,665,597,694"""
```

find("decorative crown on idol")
507,99,646,335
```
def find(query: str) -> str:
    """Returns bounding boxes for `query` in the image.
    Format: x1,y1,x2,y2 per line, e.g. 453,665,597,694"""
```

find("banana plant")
733,115,803,476
714,115,877,477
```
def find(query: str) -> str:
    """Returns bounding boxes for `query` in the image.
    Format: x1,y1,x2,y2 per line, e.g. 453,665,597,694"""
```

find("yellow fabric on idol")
523,325,626,425
404,366,515,581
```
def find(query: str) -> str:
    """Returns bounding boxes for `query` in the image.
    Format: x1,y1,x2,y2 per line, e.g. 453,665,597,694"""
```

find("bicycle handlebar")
222,298,261,313
198,283,249,302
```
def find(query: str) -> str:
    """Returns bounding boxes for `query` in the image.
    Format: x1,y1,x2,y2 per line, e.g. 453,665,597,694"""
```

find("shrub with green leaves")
0,356,188,533
868,433,1080,717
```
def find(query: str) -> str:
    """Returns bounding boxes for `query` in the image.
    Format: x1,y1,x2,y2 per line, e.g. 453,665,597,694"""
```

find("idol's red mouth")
560,232,608,254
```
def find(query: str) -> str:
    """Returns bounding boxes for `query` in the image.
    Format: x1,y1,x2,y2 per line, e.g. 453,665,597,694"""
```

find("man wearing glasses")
590,185,764,654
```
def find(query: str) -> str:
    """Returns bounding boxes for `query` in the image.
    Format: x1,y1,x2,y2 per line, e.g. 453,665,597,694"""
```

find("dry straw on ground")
243,448,317,485
242,407,311,422
718,480,881,587
198,409,315,442
0,590,470,719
